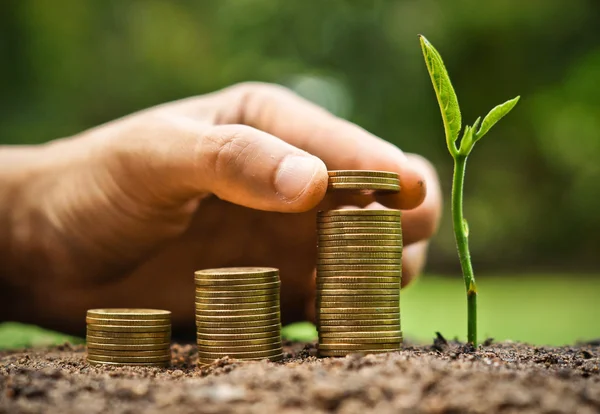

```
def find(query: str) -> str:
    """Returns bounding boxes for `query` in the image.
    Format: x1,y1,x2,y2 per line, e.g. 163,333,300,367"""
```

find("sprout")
419,35,520,345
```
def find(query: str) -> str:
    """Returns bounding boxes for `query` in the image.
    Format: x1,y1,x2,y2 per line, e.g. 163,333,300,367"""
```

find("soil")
1,337,599,414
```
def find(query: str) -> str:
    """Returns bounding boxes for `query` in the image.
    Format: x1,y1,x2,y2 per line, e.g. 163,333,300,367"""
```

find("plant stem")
452,154,478,345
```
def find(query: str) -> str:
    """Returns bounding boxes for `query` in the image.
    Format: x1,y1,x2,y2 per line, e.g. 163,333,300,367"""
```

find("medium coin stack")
86,309,171,367
316,170,403,357
195,267,283,365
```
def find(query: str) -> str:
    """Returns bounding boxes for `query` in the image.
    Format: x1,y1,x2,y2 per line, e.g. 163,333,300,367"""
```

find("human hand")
1,83,441,334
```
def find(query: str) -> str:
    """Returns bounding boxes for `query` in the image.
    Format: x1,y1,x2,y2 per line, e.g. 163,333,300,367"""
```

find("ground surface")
1,339,599,414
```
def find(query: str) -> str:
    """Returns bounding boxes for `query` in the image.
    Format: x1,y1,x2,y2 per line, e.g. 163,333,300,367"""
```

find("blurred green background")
1,0,599,348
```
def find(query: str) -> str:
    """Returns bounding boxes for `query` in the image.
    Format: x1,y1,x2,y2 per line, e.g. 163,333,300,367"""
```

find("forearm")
0,146,40,318
0,147,35,274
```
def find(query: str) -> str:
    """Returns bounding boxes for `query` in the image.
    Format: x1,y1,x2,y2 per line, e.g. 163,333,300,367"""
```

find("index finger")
217,83,426,210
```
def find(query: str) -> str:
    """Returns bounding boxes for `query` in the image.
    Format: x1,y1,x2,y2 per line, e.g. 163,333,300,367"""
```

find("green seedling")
419,35,520,345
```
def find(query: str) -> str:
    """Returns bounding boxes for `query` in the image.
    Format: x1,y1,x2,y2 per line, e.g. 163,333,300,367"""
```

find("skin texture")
0,82,441,336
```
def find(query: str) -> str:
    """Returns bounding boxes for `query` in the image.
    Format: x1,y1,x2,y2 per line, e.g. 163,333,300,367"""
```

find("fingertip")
377,162,427,210
401,164,428,209
274,154,328,211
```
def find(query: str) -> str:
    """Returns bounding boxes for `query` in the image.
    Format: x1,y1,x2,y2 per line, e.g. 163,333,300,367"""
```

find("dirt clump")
1,339,599,413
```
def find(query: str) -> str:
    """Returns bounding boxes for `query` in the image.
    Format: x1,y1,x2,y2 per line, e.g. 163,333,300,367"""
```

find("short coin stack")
316,170,403,357
327,170,401,193
195,267,283,365
86,309,171,367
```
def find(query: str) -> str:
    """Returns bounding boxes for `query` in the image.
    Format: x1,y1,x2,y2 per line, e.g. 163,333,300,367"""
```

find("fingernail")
274,155,322,201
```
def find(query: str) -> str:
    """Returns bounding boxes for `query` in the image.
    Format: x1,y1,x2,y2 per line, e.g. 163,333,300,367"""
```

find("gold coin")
85,317,170,326
86,324,171,333
316,297,398,305
327,182,400,192
316,282,399,290
194,279,279,288
197,331,280,341
316,298,398,306
318,318,400,326
318,349,396,357
318,240,402,247
317,290,398,297
318,263,401,271
197,323,281,334
86,335,171,345
196,337,281,349
317,313,399,321
198,332,280,339
194,301,279,310
196,319,281,329
328,176,400,184
194,281,280,290
87,359,169,367
86,329,170,339
192,276,275,284
317,294,398,302
317,318,399,326
318,233,401,240
318,329,402,337
318,229,401,237
194,306,280,316
317,264,400,271
318,221,401,230
327,170,399,179
318,209,401,217
317,301,399,309
197,354,283,365
87,349,170,357
318,279,400,286
197,340,282,351
194,288,279,297
317,271,400,278
317,253,401,260
317,279,400,286
197,348,283,359
194,272,278,280
194,295,279,305
318,251,400,258
319,336,402,345
86,309,171,320
317,251,402,262
317,216,400,224
86,354,171,363
87,342,171,351
195,310,280,320
196,318,280,327
318,342,401,351
318,324,400,332
195,267,279,278
318,307,399,314
197,331,280,339
195,320,280,329
317,259,401,266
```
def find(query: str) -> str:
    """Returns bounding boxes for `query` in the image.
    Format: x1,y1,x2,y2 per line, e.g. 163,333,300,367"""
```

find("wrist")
0,145,50,285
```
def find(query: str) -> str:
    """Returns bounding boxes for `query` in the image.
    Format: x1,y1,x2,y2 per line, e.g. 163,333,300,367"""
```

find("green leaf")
419,35,462,156
475,96,520,141
471,116,482,134
458,125,475,155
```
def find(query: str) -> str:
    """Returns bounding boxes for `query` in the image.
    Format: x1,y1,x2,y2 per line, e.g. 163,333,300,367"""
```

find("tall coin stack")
86,309,172,366
316,170,403,357
195,267,283,365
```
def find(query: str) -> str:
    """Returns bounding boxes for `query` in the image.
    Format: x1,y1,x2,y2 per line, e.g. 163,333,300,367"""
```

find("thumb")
110,115,329,212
